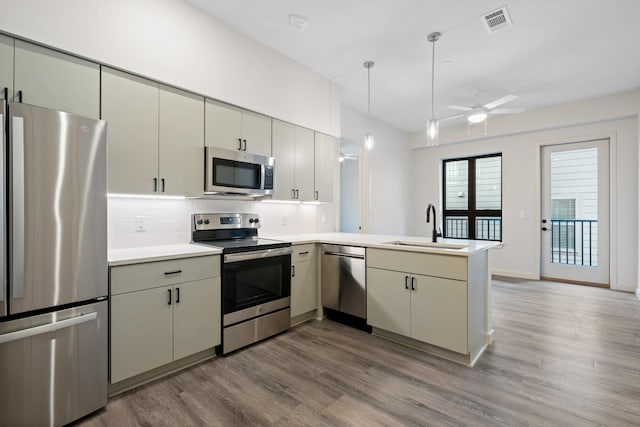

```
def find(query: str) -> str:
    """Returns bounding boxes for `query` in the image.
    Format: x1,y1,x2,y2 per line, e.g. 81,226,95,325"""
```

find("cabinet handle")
175,287,180,304
168,289,172,305
291,265,296,277
242,139,247,151
164,270,182,276
295,189,299,199
291,189,296,199
405,276,409,290
238,138,242,150
161,178,165,193
153,177,158,192
1,87,7,101
16,90,23,103
411,277,416,291
299,251,309,255
314,190,319,201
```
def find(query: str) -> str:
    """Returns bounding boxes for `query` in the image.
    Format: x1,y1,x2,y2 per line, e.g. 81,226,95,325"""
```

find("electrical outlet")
281,216,287,226
135,215,146,232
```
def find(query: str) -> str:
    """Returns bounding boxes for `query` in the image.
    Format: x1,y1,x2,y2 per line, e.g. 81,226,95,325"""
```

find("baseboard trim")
491,270,539,280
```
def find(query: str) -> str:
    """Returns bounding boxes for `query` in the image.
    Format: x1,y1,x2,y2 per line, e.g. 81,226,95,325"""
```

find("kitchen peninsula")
107,231,497,391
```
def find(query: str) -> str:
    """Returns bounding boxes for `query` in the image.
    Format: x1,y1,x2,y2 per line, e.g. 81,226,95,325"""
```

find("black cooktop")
195,237,291,254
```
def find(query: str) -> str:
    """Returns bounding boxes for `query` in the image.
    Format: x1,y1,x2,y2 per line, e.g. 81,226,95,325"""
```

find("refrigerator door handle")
0,312,97,344
11,114,26,299
0,90,5,313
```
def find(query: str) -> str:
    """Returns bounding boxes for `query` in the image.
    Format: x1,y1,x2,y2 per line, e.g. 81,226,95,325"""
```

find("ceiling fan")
443,93,525,124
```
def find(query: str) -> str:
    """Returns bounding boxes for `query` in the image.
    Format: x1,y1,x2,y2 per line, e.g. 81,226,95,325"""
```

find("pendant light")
363,60,375,151
426,32,441,146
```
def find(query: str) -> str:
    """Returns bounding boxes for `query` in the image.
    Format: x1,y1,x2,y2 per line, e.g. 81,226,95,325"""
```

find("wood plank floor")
76,278,640,426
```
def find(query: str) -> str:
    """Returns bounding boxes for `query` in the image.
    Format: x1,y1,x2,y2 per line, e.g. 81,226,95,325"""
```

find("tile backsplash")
108,197,337,249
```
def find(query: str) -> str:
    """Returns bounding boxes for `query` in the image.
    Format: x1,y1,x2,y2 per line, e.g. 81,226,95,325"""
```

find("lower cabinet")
290,244,317,319
366,249,470,355
110,255,220,384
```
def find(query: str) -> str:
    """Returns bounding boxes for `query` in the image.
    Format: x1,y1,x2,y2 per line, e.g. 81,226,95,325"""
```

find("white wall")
108,197,334,250
408,90,639,292
0,0,340,136
340,105,410,235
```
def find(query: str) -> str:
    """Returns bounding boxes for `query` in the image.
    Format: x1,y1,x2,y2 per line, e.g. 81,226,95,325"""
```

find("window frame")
442,153,503,241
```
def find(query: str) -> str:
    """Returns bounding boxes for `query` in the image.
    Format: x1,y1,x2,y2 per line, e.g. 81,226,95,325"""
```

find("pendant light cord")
367,65,371,120
431,37,435,118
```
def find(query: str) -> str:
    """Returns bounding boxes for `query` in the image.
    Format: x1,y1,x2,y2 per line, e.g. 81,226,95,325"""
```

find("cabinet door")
366,268,411,336
159,85,204,196
0,35,13,97
294,125,315,201
205,99,242,151
271,119,296,200
314,132,335,202
14,40,100,118
410,275,468,354
173,278,221,360
101,68,159,195
241,110,272,156
110,286,173,383
291,260,316,318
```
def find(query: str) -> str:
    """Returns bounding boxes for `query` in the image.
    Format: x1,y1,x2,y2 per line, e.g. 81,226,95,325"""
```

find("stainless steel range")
192,213,292,354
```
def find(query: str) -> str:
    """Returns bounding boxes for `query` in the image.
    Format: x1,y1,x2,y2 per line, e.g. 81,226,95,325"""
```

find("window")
443,154,502,241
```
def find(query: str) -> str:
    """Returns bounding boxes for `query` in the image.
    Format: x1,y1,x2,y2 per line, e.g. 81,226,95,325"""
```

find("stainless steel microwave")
204,147,275,196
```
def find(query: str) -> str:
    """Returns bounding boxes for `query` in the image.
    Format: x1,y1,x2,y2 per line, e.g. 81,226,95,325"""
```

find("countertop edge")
109,245,222,267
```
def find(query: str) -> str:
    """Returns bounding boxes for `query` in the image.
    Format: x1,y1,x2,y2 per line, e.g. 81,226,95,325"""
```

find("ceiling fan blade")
489,107,526,115
445,105,472,112
439,114,464,122
483,94,518,109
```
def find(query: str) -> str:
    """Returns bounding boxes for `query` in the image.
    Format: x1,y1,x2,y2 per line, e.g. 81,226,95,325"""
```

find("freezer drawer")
0,301,108,426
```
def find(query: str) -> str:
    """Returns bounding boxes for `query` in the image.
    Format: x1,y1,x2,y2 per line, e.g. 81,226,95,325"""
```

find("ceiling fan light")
467,110,488,124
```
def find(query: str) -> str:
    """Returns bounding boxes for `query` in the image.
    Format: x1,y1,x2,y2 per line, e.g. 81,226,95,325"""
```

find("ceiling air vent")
481,6,513,34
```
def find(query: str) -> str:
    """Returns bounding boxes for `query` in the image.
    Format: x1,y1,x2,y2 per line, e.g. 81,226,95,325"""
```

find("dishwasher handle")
323,251,365,260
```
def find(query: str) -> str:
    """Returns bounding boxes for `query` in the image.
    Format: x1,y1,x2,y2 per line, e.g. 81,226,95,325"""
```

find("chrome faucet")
426,203,442,243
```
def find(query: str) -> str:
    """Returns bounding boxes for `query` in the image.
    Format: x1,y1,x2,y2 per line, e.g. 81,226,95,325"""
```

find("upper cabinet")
314,132,336,203
272,120,315,201
0,35,13,98
102,68,204,196
205,99,271,157
13,40,100,118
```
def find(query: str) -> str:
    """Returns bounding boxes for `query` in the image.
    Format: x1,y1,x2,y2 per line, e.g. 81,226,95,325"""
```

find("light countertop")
109,233,500,266
263,232,500,256
109,244,222,266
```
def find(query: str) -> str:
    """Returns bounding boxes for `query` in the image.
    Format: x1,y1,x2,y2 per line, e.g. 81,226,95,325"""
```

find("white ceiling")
185,0,640,134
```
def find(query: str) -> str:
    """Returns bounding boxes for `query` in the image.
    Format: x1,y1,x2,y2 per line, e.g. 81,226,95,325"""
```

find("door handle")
411,277,416,291
175,287,180,304
153,177,158,192
161,178,165,193
168,289,172,305
404,276,409,290
314,190,319,201
11,114,26,299
541,227,548,231
542,219,548,224
238,138,242,150
291,265,296,277
295,189,299,199
291,189,296,199
242,139,247,151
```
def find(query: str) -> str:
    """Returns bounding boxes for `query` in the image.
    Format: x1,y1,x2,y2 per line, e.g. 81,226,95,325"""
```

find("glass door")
540,139,610,286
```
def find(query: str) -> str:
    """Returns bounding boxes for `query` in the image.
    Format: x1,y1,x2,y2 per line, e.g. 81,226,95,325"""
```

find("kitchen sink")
382,241,469,250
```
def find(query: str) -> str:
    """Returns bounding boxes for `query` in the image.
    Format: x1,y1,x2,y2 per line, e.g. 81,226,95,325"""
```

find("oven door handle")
224,246,293,263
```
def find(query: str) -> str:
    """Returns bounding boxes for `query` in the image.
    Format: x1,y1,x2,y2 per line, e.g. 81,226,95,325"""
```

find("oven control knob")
197,219,203,225
204,219,210,225
249,218,255,223
254,218,259,223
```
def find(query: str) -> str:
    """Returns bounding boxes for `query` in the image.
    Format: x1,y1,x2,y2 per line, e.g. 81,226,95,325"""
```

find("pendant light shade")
363,60,375,151
426,32,441,146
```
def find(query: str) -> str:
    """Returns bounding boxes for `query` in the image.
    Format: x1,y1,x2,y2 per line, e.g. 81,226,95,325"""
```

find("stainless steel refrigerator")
0,98,108,426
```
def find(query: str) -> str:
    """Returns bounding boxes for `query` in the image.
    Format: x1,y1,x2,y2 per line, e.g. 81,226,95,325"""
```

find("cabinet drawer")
367,249,467,281
111,255,220,295
292,244,316,262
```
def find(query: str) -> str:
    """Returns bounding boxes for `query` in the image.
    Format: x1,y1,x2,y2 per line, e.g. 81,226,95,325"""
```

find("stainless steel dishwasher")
321,245,367,323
